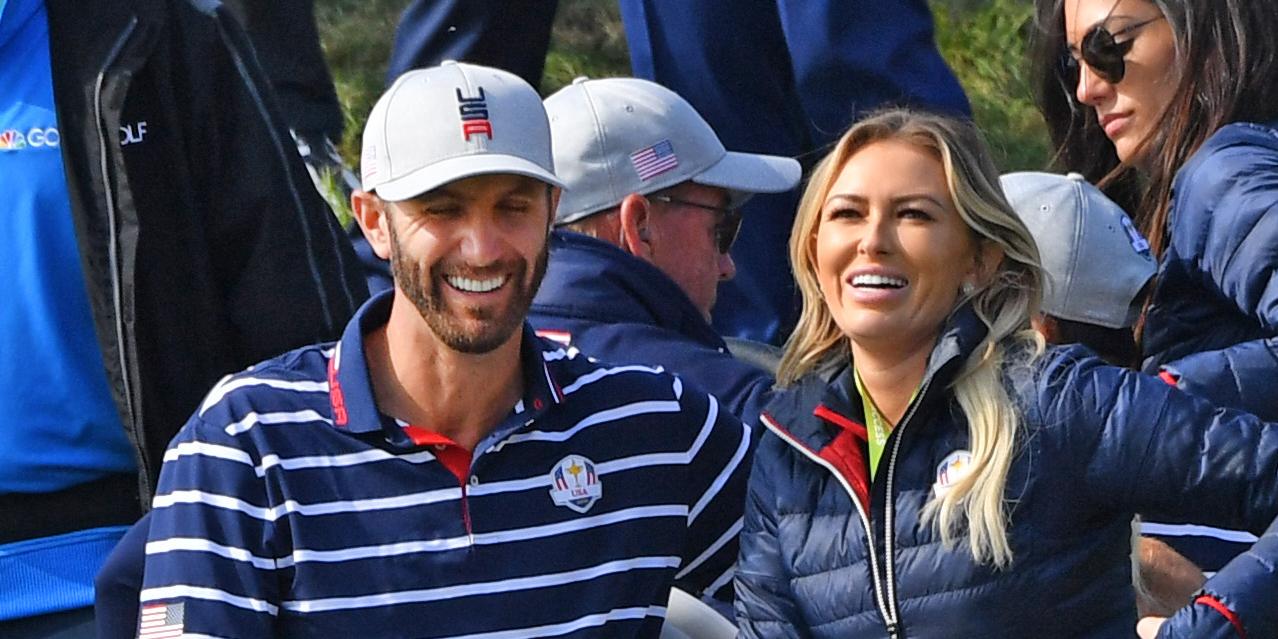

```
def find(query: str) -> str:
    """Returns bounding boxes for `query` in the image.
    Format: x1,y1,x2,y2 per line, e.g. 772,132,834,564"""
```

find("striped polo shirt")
138,292,752,638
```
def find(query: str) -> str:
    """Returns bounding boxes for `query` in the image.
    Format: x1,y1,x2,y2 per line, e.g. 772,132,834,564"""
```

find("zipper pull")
885,620,900,638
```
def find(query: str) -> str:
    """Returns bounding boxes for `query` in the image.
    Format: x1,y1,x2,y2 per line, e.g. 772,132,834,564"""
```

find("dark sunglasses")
649,194,743,254
1059,15,1163,86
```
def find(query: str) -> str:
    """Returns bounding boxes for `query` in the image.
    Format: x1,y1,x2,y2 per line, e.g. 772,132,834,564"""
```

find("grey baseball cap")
361,61,564,202
544,77,801,225
1000,172,1156,328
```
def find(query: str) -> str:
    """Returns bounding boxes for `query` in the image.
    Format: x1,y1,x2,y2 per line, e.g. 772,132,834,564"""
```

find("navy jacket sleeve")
1040,348,1278,534
1158,138,1278,419
1158,517,1278,639
1038,348,1278,637
735,432,811,638
192,2,367,362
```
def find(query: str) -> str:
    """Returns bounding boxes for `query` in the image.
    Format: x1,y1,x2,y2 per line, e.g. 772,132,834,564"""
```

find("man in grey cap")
530,77,802,428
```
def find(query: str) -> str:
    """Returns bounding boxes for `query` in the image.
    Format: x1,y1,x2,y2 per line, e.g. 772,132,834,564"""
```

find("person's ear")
617,193,655,260
351,190,393,260
1031,313,1061,344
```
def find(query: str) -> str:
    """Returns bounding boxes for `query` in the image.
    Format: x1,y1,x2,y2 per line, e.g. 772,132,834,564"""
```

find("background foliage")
315,0,1051,173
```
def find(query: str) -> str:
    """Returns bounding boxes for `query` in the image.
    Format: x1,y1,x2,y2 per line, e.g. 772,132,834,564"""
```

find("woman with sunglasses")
1031,0,1278,423
733,108,1278,638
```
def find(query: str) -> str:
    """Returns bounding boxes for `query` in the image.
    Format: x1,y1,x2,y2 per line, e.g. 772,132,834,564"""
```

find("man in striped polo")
133,62,752,638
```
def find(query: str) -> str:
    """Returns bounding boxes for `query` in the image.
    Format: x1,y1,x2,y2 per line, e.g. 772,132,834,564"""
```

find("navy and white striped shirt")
140,293,752,638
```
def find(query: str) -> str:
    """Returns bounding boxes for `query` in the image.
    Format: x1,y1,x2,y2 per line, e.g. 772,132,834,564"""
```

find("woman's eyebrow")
822,193,944,207
1066,11,1141,49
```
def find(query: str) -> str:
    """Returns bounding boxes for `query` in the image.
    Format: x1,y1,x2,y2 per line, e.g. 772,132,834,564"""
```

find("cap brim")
692,151,801,209
373,154,565,202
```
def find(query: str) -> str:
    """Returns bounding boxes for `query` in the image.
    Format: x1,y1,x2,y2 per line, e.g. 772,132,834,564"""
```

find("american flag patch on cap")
138,601,184,639
629,139,679,181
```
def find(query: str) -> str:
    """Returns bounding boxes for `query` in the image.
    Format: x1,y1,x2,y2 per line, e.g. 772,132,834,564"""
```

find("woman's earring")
960,281,976,296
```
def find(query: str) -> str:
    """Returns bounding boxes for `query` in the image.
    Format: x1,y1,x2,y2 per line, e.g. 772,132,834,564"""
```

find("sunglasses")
1060,15,1163,86
649,194,743,254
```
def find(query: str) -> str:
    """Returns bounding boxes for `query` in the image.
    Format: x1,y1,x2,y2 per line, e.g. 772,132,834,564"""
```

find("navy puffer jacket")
1142,120,1278,420
736,308,1278,638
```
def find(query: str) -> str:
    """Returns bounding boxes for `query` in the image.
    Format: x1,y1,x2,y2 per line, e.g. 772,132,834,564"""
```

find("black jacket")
45,0,366,507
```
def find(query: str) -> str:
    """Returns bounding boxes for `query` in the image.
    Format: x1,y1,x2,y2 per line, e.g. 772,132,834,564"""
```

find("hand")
1137,536,1206,616
1137,616,1167,639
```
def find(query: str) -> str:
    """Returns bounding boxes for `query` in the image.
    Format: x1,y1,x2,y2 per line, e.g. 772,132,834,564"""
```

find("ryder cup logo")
456,87,493,141
548,454,602,513
933,450,973,499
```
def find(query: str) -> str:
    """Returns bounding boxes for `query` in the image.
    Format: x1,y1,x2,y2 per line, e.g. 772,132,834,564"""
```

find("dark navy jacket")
530,231,774,428
736,309,1278,638
1143,120,1278,422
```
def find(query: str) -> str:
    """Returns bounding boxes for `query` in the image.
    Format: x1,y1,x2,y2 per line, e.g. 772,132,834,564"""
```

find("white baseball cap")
360,61,564,202
544,77,801,225
1000,172,1156,329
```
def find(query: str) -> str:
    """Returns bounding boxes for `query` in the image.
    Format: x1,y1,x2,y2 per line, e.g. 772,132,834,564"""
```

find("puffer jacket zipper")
760,414,899,635
764,368,943,639
878,374,937,638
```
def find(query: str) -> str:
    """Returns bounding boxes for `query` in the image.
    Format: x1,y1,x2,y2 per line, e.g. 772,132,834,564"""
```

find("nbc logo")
0,129,27,151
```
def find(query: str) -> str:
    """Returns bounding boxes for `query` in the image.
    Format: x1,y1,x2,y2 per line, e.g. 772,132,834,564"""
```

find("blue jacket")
1142,120,1278,421
529,231,774,428
736,308,1278,638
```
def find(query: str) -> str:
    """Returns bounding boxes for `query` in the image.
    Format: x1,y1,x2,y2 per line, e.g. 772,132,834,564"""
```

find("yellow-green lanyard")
853,368,917,482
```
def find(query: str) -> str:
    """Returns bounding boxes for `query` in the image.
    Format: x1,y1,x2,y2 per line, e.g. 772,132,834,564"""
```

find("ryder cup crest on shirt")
360,61,564,202
933,450,973,498
544,76,801,225
548,454,602,513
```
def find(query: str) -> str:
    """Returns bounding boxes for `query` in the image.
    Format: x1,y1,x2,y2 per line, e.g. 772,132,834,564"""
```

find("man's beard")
388,223,548,354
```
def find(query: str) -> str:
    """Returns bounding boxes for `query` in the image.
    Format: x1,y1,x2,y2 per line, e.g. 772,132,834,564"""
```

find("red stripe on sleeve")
1195,594,1246,639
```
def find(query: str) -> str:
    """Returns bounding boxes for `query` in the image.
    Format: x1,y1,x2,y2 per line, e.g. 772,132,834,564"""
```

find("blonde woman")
734,109,1278,638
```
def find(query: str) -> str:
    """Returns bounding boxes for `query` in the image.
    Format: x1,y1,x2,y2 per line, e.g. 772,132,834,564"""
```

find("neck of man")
365,293,526,452
849,335,933,425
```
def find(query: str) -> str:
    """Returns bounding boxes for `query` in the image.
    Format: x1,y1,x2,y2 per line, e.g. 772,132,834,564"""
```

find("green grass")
541,0,630,92
315,0,1049,172
313,0,409,163
932,0,1052,171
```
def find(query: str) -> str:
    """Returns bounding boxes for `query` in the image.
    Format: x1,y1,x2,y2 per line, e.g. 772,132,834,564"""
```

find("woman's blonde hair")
778,109,1045,567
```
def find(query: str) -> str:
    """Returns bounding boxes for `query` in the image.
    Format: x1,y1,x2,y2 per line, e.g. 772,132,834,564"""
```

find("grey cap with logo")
544,76,801,226
1000,171,1156,329
360,60,565,202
